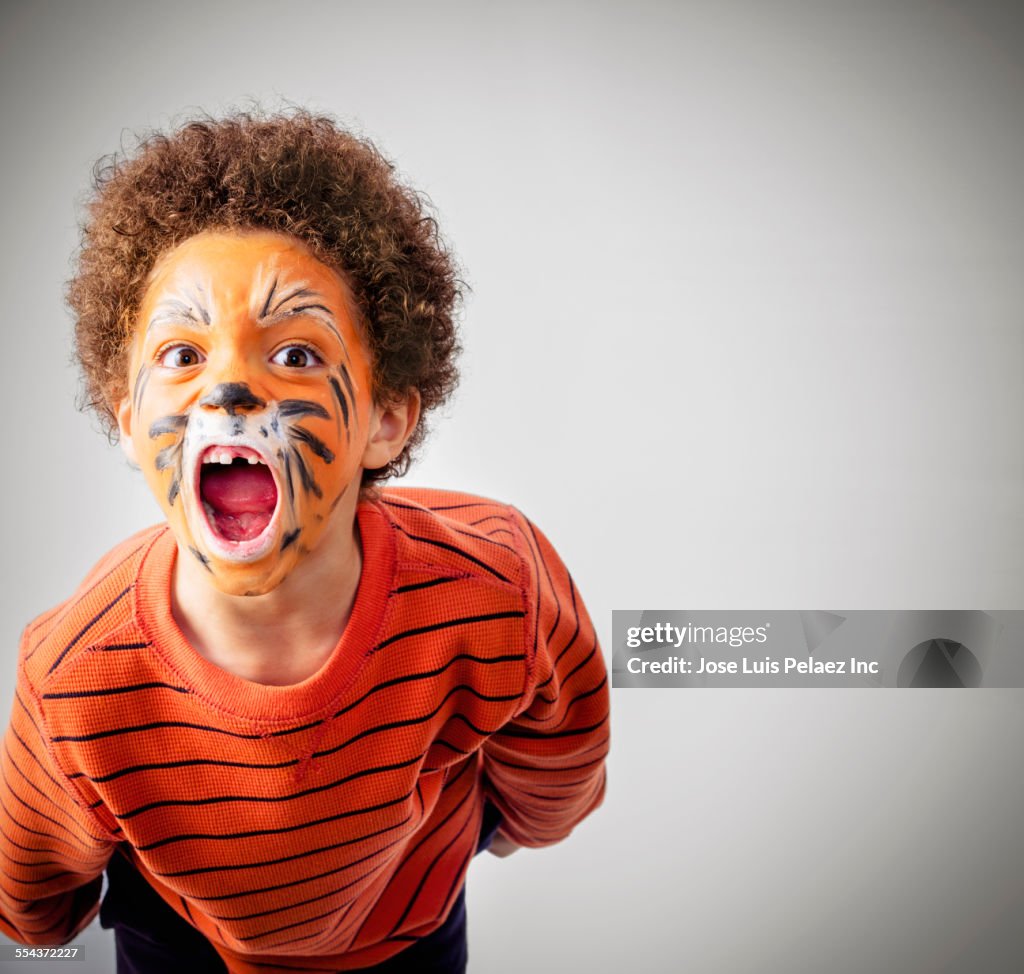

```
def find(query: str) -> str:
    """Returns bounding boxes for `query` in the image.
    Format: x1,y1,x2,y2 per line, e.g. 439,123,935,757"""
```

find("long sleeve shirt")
0,488,609,971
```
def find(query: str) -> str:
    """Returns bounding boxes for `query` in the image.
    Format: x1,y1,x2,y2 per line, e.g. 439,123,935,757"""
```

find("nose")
199,382,267,415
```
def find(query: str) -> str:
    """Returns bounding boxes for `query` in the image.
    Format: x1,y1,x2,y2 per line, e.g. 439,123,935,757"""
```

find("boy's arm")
0,656,114,944
481,512,610,848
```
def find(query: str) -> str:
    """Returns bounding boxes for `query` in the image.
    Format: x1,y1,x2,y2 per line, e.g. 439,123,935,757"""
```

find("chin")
215,571,288,599
190,546,299,598
169,498,303,597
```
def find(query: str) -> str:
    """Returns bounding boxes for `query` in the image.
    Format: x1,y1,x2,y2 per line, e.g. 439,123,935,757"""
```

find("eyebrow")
256,277,345,347
147,293,211,332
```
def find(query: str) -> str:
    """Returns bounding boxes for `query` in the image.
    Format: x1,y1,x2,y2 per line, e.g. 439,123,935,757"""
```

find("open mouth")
198,445,279,544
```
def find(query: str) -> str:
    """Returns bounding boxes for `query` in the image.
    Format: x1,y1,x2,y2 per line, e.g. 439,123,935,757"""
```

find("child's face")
117,230,387,596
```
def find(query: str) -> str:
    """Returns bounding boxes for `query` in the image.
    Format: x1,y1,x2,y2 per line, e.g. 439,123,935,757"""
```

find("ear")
115,396,139,466
362,390,421,471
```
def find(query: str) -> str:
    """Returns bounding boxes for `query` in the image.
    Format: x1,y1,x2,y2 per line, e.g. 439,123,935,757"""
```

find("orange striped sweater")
0,488,608,971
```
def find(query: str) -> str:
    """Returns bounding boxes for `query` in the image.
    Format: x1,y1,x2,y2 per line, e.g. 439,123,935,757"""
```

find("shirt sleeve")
481,510,610,847
0,646,114,944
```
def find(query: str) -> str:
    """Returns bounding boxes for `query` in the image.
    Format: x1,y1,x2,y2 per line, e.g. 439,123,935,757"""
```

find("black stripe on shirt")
42,681,190,700
374,611,524,651
46,585,132,675
136,789,414,851
493,714,608,740
156,817,412,881
28,542,145,657
392,576,467,595
391,527,513,583
113,752,427,820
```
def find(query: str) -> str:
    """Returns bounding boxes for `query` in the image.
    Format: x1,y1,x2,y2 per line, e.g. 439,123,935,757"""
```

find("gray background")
1,1,1022,971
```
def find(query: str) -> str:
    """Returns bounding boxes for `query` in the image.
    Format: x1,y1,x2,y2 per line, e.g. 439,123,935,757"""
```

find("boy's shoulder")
18,524,164,691
378,486,515,525
375,487,530,588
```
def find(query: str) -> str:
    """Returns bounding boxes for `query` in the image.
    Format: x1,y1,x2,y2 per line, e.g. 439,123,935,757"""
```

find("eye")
158,344,205,368
271,345,323,368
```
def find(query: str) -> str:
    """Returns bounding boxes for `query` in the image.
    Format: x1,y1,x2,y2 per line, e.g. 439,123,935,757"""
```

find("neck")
171,493,364,686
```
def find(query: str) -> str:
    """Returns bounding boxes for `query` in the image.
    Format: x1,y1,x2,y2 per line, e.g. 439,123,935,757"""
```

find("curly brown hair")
68,109,461,484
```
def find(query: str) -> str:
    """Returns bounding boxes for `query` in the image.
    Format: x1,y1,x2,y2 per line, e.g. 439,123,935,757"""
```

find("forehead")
141,230,354,309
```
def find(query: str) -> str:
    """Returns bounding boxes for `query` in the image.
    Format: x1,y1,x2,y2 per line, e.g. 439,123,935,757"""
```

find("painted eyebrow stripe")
257,285,348,349
190,289,212,325
288,303,333,316
147,296,210,331
270,285,316,315
263,308,346,348
260,276,278,319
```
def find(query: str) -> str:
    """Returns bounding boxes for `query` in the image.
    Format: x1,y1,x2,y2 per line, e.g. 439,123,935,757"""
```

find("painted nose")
199,383,267,415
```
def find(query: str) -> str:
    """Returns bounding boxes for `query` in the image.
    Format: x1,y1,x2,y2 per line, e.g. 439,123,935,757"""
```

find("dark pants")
100,802,502,974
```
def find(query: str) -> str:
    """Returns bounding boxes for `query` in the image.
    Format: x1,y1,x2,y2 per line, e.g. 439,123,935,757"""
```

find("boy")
0,112,608,972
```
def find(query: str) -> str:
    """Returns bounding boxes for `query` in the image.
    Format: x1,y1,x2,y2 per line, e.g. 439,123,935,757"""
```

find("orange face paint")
118,231,376,595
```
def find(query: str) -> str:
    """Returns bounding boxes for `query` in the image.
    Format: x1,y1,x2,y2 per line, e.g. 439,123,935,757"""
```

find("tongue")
201,463,277,542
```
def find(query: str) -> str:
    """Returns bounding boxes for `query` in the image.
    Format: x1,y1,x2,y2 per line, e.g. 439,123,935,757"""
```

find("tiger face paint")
117,231,379,596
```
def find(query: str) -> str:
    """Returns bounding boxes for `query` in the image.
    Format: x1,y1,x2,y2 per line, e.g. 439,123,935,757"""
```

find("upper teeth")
204,450,264,465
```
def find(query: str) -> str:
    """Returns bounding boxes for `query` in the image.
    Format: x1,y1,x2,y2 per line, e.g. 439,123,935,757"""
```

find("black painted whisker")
329,484,348,512
290,448,322,499
278,400,330,421
288,426,334,464
188,547,213,573
337,365,357,422
132,365,151,415
328,376,350,438
155,445,180,471
149,414,188,439
282,452,295,507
